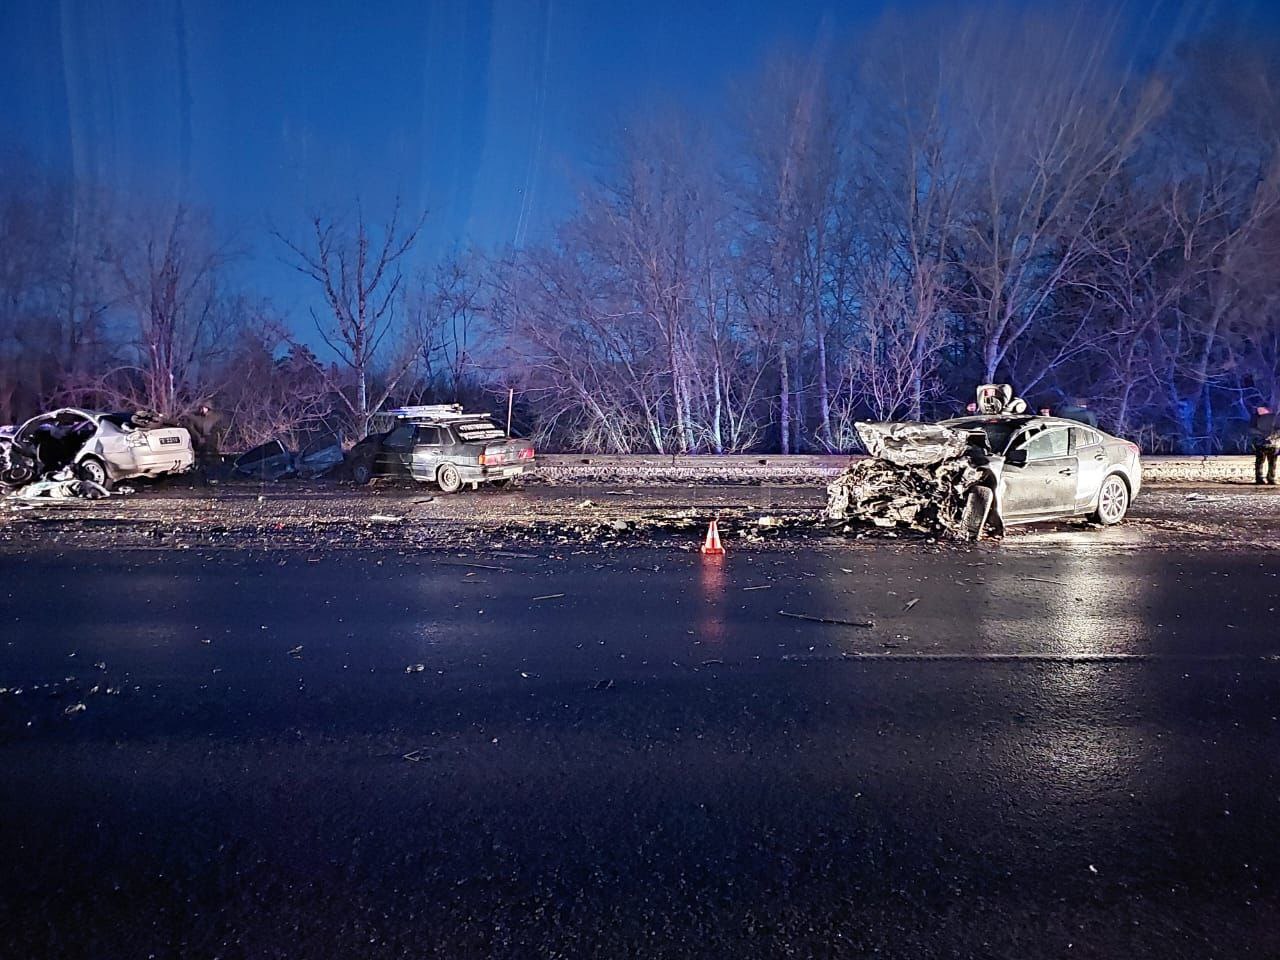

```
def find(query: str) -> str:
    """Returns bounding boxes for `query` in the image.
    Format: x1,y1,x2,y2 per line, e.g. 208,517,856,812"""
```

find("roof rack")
379,405,491,422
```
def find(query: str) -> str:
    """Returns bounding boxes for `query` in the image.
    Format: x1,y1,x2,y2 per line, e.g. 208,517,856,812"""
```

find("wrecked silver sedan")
0,408,193,490
828,416,1142,538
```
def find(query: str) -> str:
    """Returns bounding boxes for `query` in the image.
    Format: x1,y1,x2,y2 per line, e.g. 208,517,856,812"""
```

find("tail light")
519,447,535,460
477,453,488,466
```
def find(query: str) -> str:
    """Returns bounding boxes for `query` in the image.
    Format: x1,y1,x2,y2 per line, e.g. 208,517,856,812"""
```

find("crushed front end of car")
826,422,993,539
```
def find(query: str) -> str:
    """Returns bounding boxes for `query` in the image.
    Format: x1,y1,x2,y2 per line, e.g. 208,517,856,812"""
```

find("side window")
436,427,456,445
1023,428,1070,461
384,425,414,449
1069,426,1098,452
414,426,442,445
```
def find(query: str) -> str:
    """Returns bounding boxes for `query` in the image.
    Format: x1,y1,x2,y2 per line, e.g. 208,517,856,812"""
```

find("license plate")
160,436,180,445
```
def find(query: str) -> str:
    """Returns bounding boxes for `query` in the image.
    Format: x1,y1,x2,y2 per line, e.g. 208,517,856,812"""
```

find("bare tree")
275,201,425,435
107,203,233,418
408,253,484,399
734,47,845,451
942,7,1166,385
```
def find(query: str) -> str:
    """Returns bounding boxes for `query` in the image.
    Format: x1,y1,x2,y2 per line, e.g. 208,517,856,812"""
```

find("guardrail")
534,453,1257,484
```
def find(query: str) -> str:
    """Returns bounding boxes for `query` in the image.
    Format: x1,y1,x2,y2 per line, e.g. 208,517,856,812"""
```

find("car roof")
941,415,1125,448
941,414,1104,432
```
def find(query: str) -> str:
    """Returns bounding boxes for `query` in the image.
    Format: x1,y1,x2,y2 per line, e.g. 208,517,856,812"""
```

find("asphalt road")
2,528,1279,957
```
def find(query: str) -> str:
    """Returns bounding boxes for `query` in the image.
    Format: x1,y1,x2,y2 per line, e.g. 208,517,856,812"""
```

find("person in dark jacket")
183,404,226,483
1250,405,1278,485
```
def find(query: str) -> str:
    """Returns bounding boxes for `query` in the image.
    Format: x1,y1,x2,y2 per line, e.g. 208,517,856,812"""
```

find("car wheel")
350,460,373,485
77,457,112,490
960,485,994,540
436,463,463,494
1093,474,1129,525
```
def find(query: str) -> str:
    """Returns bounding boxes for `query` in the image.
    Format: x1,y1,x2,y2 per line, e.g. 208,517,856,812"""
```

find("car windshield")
940,417,1033,455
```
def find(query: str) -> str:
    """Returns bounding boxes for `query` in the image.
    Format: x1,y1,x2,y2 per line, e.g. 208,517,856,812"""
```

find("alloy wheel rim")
1101,478,1125,521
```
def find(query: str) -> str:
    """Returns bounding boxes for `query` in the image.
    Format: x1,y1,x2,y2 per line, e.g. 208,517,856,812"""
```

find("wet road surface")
2,536,1279,958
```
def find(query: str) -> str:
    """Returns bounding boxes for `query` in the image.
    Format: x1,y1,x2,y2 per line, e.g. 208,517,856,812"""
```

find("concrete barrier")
535,453,1257,485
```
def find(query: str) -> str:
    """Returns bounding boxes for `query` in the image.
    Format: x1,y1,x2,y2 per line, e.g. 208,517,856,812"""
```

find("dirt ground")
3,475,1278,555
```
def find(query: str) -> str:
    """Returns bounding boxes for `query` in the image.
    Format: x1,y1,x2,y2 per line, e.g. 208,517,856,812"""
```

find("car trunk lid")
132,426,187,450
477,439,535,466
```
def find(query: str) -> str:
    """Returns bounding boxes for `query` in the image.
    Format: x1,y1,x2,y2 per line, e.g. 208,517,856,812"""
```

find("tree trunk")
778,345,791,454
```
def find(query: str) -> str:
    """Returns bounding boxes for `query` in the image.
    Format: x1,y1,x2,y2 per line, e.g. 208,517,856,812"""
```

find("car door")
1070,426,1108,513
377,424,415,477
1000,427,1077,519
409,425,445,481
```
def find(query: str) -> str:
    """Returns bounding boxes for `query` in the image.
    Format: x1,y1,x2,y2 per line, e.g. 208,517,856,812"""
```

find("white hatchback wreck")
0,408,194,491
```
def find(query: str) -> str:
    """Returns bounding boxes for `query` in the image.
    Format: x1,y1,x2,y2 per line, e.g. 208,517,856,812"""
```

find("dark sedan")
347,408,535,492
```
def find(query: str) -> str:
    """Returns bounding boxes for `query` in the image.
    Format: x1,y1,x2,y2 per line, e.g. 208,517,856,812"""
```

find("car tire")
350,460,373,485
1092,474,1130,525
77,457,112,490
437,463,463,494
960,485,994,540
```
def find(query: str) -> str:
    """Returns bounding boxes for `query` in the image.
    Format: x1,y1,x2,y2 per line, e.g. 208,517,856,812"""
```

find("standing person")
183,403,225,483
1250,405,1278,486
1057,397,1099,428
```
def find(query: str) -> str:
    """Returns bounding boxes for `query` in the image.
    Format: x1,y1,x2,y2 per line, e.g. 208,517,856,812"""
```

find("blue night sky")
1,1,883,293
3,0,1277,324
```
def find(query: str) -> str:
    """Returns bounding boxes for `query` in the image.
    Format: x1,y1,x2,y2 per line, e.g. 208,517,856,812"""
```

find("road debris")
1185,492,1227,503
5,470,115,504
530,593,566,601
778,610,874,628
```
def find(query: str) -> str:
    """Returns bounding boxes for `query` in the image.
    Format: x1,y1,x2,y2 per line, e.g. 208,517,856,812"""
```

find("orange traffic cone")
701,519,726,555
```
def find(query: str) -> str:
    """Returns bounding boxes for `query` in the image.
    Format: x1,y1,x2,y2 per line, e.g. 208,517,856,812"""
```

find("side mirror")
1006,448,1028,467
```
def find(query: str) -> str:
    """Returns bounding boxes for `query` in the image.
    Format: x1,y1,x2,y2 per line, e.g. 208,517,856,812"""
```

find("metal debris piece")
778,610,874,628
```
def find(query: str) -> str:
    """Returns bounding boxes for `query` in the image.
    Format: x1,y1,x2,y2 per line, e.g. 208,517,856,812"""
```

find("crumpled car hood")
854,421,972,467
